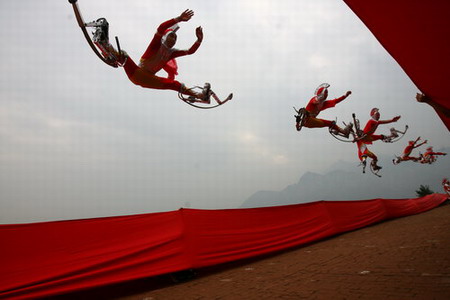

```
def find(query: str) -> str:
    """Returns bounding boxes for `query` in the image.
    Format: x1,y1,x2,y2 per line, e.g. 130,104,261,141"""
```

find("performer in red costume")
420,146,447,164
356,108,400,173
296,83,353,136
117,9,212,103
442,178,450,196
393,137,427,164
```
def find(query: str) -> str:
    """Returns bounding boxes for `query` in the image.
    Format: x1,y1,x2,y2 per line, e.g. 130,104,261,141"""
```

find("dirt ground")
56,202,450,300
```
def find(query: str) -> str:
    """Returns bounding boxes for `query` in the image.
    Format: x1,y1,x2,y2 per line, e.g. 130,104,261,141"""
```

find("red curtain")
0,194,447,299
344,0,450,130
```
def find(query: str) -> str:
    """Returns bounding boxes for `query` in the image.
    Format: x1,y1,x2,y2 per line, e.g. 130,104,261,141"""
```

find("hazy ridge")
242,147,449,208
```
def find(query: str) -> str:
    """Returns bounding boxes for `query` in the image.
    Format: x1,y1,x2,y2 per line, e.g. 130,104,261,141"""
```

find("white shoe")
202,83,211,102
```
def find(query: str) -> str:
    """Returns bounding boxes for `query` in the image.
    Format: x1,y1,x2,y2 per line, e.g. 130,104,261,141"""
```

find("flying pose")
69,2,232,106
419,146,447,164
442,178,450,196
393,137,427,165
118,9,216,103
294,83,353,136
356,108,401,175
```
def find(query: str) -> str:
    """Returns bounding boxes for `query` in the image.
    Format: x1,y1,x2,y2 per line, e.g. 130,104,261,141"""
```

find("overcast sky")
1,0,449,223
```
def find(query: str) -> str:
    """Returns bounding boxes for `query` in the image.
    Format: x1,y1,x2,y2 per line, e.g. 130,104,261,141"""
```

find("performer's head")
370,108,380,120
408,140,415,145
162,25,180,48
426,146,433,152
315,83,330,102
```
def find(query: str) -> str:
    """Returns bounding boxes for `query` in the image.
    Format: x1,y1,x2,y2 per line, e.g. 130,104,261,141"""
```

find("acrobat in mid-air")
68,1,232,108
393,137,427,165
294,83,353,136
419,146,447,164
442,178,450,196
354,108,401,176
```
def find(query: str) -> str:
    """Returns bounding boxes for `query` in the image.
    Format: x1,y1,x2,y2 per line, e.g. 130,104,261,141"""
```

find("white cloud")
308,53,331,69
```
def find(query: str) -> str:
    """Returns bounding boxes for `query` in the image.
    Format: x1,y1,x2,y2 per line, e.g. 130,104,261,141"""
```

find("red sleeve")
321,100,337,110
171,41,201,59
156,18,179,35
321,95,347,110
378,119,393,125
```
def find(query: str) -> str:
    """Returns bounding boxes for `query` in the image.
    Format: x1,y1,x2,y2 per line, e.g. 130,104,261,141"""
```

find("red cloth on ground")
0,194,447,299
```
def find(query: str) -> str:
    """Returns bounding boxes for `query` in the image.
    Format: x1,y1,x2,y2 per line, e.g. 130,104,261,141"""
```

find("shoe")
361,157,367,173
117,50,128,66
187,96,197,103
371,161,382,171
202,83,211,102
342,122,353,138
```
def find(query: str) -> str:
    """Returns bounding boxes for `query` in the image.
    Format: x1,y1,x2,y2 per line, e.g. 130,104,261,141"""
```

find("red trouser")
357,141,377,161
304,117,339,130
122,56,182,92
400,155,420,162
356,134,383,162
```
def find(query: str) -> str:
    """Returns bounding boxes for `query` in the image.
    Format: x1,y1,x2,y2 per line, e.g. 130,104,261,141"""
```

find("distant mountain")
241,147,449,208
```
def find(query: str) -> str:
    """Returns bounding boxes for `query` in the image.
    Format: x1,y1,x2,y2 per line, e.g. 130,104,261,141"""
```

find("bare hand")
178,9,194,22
392,115,401,122
416,92,431,103
196,26,203,41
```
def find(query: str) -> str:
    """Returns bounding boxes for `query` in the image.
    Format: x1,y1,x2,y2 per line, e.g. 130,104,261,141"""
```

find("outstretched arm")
322,91,352,110
338,91,352,103
156,10,194,35
414,140,427,149
433,152,447,156
333,91,352,104
378,115,400,125
416,93,450,118
172,26,203,58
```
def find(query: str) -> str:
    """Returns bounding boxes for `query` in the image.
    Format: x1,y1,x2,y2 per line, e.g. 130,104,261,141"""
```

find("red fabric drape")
0,211,190,299
344,0,450,130
0,194,447,299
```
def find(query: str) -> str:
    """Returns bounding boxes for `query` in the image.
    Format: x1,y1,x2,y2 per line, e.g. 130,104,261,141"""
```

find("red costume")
356,110,383,162
443,178,450,196
356,108,401,171
120,12,204,99
298,83,352,134
398,138,427,162
420,147,447,164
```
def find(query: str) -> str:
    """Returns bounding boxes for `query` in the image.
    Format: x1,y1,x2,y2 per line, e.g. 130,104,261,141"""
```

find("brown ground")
56,202,450,300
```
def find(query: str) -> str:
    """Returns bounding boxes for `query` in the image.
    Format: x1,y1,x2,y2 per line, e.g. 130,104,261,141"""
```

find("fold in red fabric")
0,194,447,299
344,0,450,131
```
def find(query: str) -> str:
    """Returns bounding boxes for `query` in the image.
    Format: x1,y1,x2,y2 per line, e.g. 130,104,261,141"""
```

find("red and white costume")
443,178,450,196
122,18,201,97
420,147,447,164
300,83,350,131
356,110,382,162
399,138,426,162
356,108,400,164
